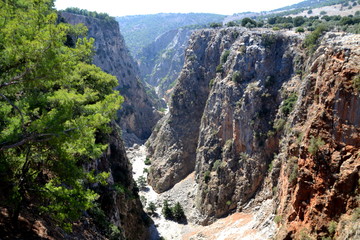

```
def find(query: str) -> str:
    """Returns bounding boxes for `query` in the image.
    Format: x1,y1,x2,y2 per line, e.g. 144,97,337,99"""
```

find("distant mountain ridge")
116,13,226,57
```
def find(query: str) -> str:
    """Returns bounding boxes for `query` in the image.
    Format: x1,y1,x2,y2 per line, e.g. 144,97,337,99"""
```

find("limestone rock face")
88,123,150,240
147,28,302,194
138,28,193,99
148,27,360,238
61,12,160,146
274,33,360,239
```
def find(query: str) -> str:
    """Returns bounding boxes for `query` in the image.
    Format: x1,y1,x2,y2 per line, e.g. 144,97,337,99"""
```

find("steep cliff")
273,33,360,239
138,28,192,99
61,12,160,146
147,27,360,239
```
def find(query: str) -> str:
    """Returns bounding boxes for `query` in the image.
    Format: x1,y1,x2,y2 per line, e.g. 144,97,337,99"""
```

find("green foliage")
261,34,277,48
288,158,299,184
204,170,211,183
241,18,257,28
216,64,224,73
226,21,238,27
63,7,116,23
41,180,98,231
212,160,222,171
328,220,337,235
353,74,360,91
172,202,185,222
232,71,243,83
147,201,157,215
210,22,223,28
273,118,286,132
221,50,231,64
0,0,122,231
144,157,151,165
304,24,328,52
281,93,298,116
109,224,122,240
226,200,232,206
296,27,305,33
308,136,325,155
136,176,147,190
162,200,173,219
294,16,306,27
209,78,215,88
320,11,327,15
274,215,282,224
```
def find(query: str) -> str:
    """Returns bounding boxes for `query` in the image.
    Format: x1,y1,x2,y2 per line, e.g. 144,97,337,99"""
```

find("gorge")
0,1,359,240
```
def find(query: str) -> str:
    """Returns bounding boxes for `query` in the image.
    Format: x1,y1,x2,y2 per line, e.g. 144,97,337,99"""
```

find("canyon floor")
127,145,277,240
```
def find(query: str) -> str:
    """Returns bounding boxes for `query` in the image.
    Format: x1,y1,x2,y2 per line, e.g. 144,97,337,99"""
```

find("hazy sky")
55,0,304,17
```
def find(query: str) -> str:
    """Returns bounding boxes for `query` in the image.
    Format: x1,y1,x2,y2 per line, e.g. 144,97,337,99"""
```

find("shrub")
261,34,277,48
304,24,328,52
307,9,313,14
274,215,282,224
273,118,286,132
144,157,151,165
204,170,211,183
328,220,337,235
293,16,306,27
296,27,305,33
147,201,157,215
308,136,325,155
320,11,327,15
241,17,257,27
212,160,222,171
226,21,238,27
216,64,224,73
281,93,298,116
288,157,299,184
232,71,242,83
209,78,215,87
226,200,232,206
353,74,360,91
210,22,222,28
221,50,231,64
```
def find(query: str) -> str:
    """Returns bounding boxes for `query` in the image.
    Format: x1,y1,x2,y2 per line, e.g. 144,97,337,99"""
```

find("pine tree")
0,0,122,231
162,200,173,220
172,202,185,222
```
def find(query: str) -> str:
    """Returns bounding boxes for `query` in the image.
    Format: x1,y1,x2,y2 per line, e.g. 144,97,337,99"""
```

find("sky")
54,0,304,17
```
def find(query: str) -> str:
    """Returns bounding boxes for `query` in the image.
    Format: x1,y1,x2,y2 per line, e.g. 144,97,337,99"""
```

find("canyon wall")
148,27,360,239
61,12,160,146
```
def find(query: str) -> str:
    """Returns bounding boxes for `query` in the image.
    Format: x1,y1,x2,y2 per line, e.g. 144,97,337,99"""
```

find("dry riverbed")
126,145,276,240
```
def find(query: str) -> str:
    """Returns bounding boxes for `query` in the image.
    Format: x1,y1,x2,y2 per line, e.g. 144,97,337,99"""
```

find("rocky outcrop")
148,27,360,238
61,12,160,146
138,28,192,99
87,122,150,240
273,33,360,239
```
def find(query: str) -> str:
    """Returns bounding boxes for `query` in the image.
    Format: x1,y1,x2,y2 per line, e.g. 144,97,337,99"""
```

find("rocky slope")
147,27,360,239
138,28,193,99
61,12,160,146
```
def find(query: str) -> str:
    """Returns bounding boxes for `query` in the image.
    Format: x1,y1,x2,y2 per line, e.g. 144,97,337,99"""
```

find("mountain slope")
116,13,225,56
